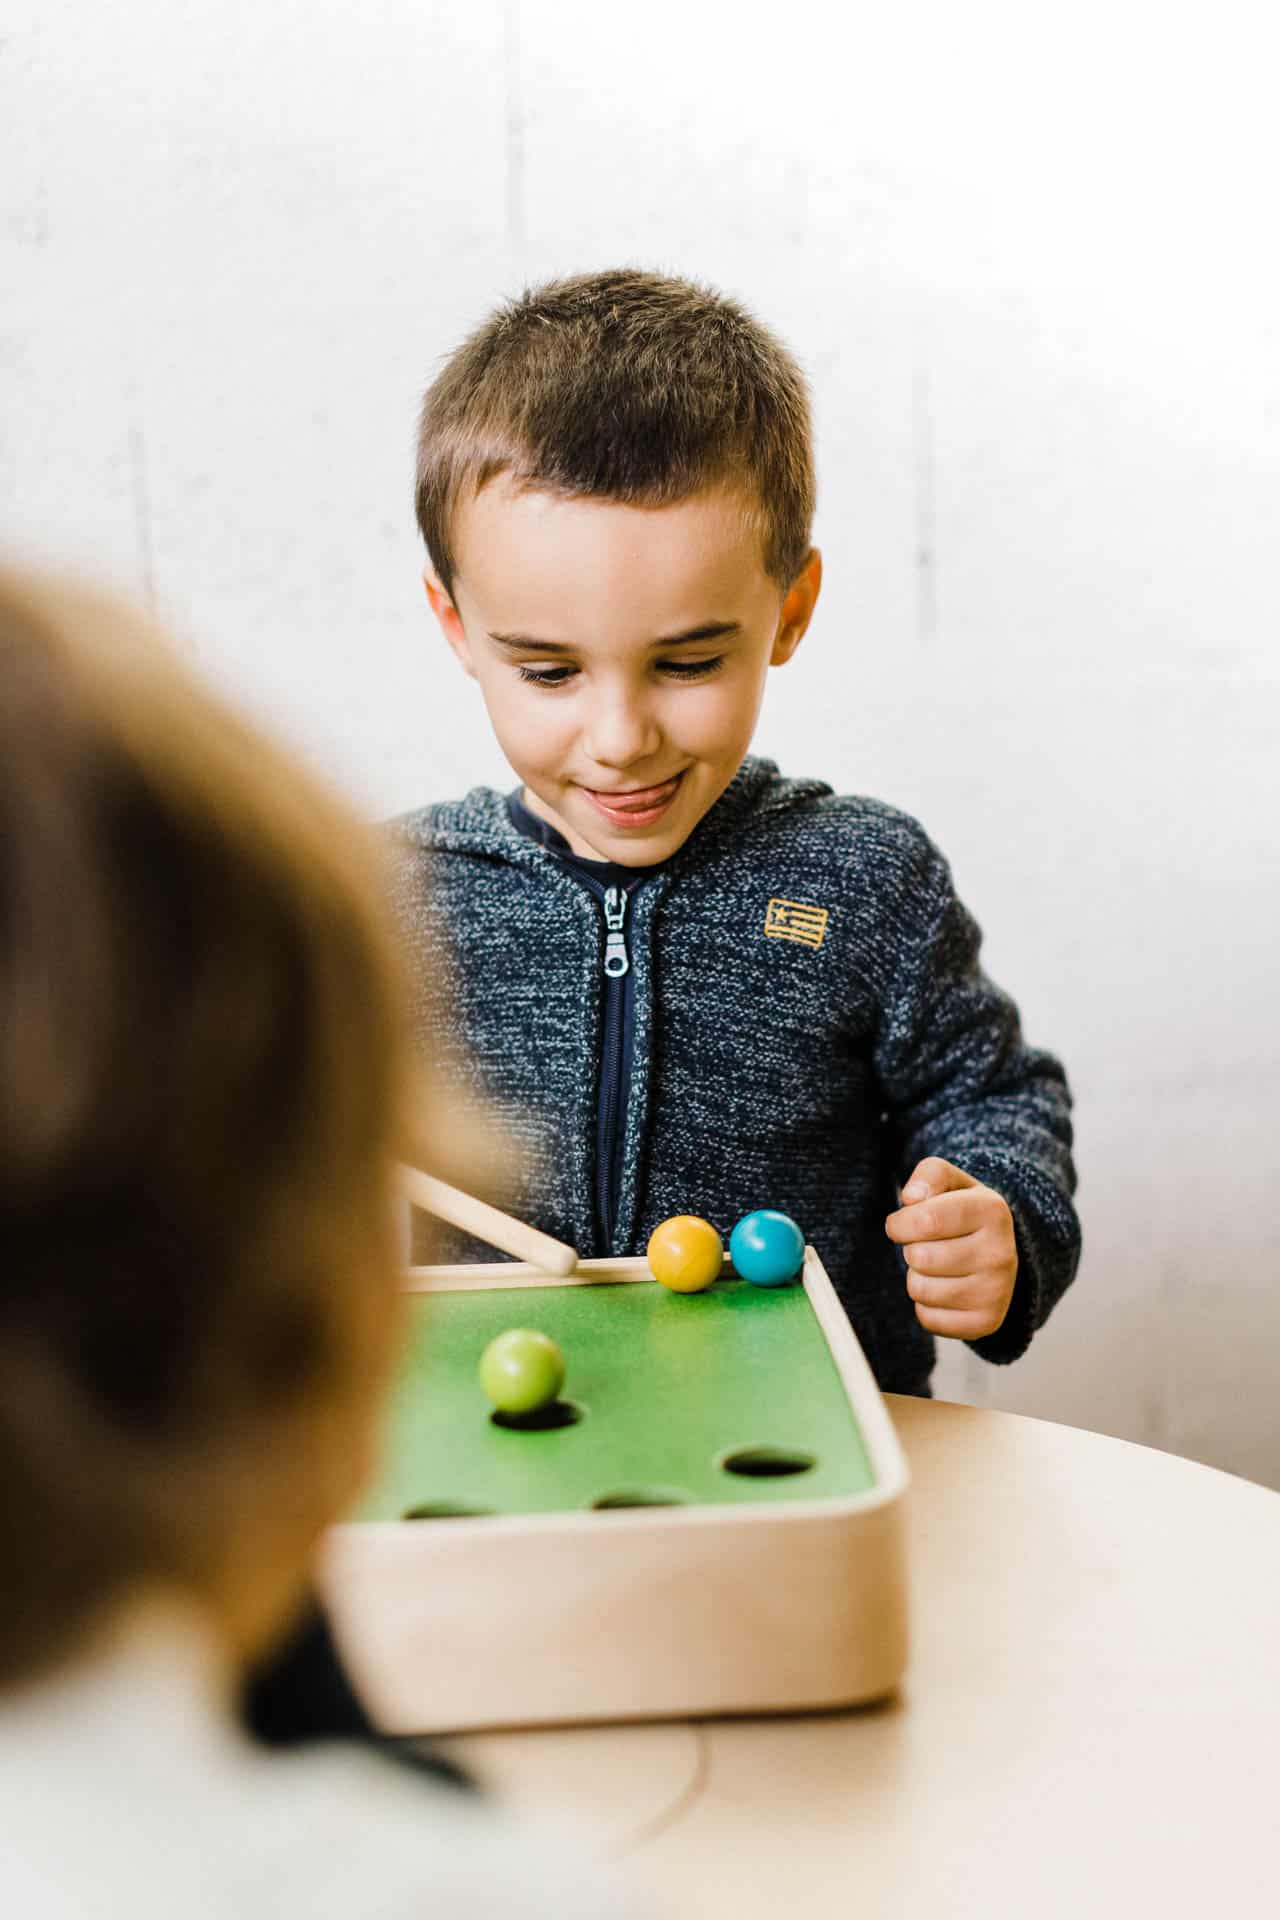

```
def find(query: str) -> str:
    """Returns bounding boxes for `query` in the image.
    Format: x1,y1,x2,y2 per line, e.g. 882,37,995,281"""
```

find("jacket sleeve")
870,825,1081,1365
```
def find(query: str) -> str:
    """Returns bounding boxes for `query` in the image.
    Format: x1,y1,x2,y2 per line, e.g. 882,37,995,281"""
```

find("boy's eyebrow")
488,621,743,654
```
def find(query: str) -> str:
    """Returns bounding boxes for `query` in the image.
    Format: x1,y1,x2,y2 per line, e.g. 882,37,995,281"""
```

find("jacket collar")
399,755,796,869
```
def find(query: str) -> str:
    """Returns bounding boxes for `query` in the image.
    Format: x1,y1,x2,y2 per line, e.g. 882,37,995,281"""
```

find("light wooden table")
442,1395,1280,1918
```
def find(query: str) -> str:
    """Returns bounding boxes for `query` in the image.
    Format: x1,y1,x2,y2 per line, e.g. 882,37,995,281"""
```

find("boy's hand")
884,1158,1017,1340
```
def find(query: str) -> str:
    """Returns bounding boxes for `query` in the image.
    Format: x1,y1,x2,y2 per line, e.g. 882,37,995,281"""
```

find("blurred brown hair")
415,267,815,597
0,566,415,1685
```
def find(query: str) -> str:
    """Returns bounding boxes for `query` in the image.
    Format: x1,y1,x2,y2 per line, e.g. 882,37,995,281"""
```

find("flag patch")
764,897,829,950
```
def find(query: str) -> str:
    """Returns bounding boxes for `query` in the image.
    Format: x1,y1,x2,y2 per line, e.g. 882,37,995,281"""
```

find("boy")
0,567,627,1918
396,269,1080,1395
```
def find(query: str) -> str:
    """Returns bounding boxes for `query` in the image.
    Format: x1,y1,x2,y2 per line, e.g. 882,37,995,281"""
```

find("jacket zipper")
602,886,630,979
595,885,632,1247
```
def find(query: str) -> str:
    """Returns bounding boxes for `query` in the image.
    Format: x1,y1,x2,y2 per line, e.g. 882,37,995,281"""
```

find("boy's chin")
567,796,697,866
572,822,678,867
597,839,680,868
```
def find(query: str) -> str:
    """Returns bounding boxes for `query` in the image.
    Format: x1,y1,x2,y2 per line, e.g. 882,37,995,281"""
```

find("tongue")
601,781,675,810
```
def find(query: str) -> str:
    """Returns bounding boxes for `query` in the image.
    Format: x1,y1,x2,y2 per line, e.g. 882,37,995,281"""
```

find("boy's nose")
582,697,661,771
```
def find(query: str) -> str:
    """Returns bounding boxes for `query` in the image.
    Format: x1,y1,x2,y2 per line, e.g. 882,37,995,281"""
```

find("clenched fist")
884,1157,1017,1340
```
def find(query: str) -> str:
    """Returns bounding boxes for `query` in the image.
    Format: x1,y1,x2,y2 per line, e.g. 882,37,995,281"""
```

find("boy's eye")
659,655,725,680
516,664,577,687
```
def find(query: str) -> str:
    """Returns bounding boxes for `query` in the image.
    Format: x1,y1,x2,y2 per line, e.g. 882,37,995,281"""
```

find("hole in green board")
720,1445,816,1479
402,1501,495,1520
491,1398,584,1433
590,1488,693,1510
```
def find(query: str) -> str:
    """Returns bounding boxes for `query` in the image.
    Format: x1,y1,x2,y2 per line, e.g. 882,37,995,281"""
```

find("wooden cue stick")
398,1164,579,1277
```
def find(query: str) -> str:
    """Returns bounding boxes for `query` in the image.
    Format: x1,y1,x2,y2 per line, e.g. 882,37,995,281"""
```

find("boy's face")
425,478,821,865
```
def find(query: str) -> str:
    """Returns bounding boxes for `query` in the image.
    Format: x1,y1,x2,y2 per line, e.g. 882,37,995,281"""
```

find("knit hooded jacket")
390,755,1080,1392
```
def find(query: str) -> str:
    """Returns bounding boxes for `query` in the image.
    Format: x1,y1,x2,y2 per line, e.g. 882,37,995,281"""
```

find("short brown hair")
415,268,815,596
0,567,413,1685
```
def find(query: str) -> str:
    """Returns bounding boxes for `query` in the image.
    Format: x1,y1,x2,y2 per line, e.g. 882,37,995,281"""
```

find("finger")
900,1156,977,1205
900,1232,986,1278
912,1301,1002,1339
885,1189,991,1244
905,1264,1007,1310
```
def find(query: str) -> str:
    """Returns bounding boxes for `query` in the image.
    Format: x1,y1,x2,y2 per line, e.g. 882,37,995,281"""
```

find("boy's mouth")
580,773,684,827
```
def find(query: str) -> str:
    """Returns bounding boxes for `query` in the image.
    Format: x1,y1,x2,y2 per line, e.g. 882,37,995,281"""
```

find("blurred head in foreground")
0,565,414,1689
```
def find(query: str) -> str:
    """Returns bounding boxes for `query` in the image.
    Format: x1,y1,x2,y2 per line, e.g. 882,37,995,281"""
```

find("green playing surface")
358,1277,876,1520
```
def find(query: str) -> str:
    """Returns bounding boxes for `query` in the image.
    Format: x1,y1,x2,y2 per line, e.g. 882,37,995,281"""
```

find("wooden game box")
320,1247,910,1732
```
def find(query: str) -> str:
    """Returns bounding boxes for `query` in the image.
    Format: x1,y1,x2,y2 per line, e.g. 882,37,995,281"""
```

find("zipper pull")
602,886,630,978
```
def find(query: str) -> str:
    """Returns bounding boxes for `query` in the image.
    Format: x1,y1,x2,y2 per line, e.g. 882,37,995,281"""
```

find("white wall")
4,2,1278,1482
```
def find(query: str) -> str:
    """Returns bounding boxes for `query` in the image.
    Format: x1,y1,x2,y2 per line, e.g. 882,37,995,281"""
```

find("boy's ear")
771,548,823,667
423,571,476,678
